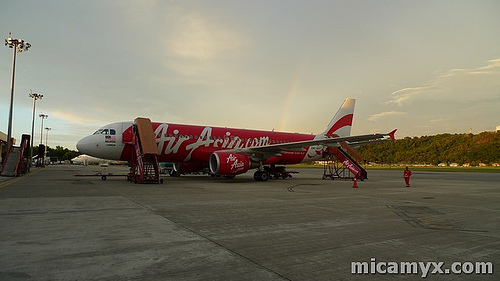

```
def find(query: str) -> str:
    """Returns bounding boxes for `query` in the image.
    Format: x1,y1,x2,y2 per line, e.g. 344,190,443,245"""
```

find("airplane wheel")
253,171,261,181
101,175,107,181
254,171,269,181
169,170,181,177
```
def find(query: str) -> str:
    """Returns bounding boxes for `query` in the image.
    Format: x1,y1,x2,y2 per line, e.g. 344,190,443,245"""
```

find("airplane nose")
76,131,123,160
76,136,90,154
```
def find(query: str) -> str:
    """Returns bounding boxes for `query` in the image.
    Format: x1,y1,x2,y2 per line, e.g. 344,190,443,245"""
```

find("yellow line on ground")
0,168,44,189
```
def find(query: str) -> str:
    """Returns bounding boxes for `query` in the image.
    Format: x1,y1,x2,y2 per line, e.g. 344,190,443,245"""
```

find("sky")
1,0,499,150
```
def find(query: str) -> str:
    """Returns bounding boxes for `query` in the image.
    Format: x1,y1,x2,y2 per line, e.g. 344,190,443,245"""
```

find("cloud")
50,110,98,124
145,9,251,94
389,58,500,106
168,14,245,61
368,111,406,122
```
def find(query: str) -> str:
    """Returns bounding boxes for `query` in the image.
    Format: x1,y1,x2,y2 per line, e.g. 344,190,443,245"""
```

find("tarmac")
0,165,498,280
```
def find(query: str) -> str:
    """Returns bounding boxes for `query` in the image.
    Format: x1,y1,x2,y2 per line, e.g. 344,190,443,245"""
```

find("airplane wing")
224,129,396,162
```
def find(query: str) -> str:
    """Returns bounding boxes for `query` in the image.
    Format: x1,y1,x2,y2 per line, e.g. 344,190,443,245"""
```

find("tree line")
357,131,500,166
33,145,80,162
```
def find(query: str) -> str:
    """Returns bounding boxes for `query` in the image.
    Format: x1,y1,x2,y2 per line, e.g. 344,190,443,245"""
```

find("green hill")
357,131,500,166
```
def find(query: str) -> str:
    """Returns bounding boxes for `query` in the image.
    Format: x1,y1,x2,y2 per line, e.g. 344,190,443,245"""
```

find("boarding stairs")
127,118,162,184
323,146,367,180
1,134,30,177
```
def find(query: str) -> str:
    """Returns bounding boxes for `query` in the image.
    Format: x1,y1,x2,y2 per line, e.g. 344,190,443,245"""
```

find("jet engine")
170,162,206,177
209,152,251,176
174,162,206,172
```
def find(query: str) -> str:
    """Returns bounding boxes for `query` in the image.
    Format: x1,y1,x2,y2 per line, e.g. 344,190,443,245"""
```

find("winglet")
388,129,397,141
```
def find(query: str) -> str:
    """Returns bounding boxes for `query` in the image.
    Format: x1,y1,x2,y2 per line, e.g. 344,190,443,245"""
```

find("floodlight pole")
29,90,43,170
39,114,48,144
6,43,17,150
45,127,51,159
4,33,31,150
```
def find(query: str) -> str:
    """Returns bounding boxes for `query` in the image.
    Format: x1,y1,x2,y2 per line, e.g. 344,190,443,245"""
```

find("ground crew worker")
404,166,412,187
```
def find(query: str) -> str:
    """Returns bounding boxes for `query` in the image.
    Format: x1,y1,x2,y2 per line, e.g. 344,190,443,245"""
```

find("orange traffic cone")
352,177,358,188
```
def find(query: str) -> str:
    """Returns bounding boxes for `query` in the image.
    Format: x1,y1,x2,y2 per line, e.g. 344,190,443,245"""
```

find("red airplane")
76,98,396,181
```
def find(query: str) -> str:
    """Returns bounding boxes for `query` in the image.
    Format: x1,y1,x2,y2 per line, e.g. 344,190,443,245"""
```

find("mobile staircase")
1,134,30,177
126,118,162,184
322,145,367,180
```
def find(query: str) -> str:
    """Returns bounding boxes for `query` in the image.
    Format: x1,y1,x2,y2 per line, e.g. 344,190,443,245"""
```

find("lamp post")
45,127,51,159
29,90,43,170
39,114,48,144
4,33,31,150
38,113,48,167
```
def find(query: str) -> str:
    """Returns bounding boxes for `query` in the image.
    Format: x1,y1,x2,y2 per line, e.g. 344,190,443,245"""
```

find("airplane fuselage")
145,122,320,164
77,121,323,168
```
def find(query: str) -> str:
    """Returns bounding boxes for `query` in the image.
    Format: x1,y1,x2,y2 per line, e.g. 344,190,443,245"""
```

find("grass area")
366,166,500,173
289,163,500,173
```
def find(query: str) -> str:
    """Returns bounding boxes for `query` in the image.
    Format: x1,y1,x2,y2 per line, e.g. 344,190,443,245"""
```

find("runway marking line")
0,168,44,189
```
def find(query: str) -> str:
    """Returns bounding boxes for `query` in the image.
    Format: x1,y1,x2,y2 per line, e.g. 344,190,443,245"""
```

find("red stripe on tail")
326,114,353,136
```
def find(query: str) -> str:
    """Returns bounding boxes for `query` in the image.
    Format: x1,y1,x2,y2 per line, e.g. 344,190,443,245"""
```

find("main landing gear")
253,165,297,181
253,170,269,181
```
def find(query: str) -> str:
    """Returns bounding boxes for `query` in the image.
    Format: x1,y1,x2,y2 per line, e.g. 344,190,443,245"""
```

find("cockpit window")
92,128,116,135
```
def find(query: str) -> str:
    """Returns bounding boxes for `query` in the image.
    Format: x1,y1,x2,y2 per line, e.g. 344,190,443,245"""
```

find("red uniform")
404,167,412,187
